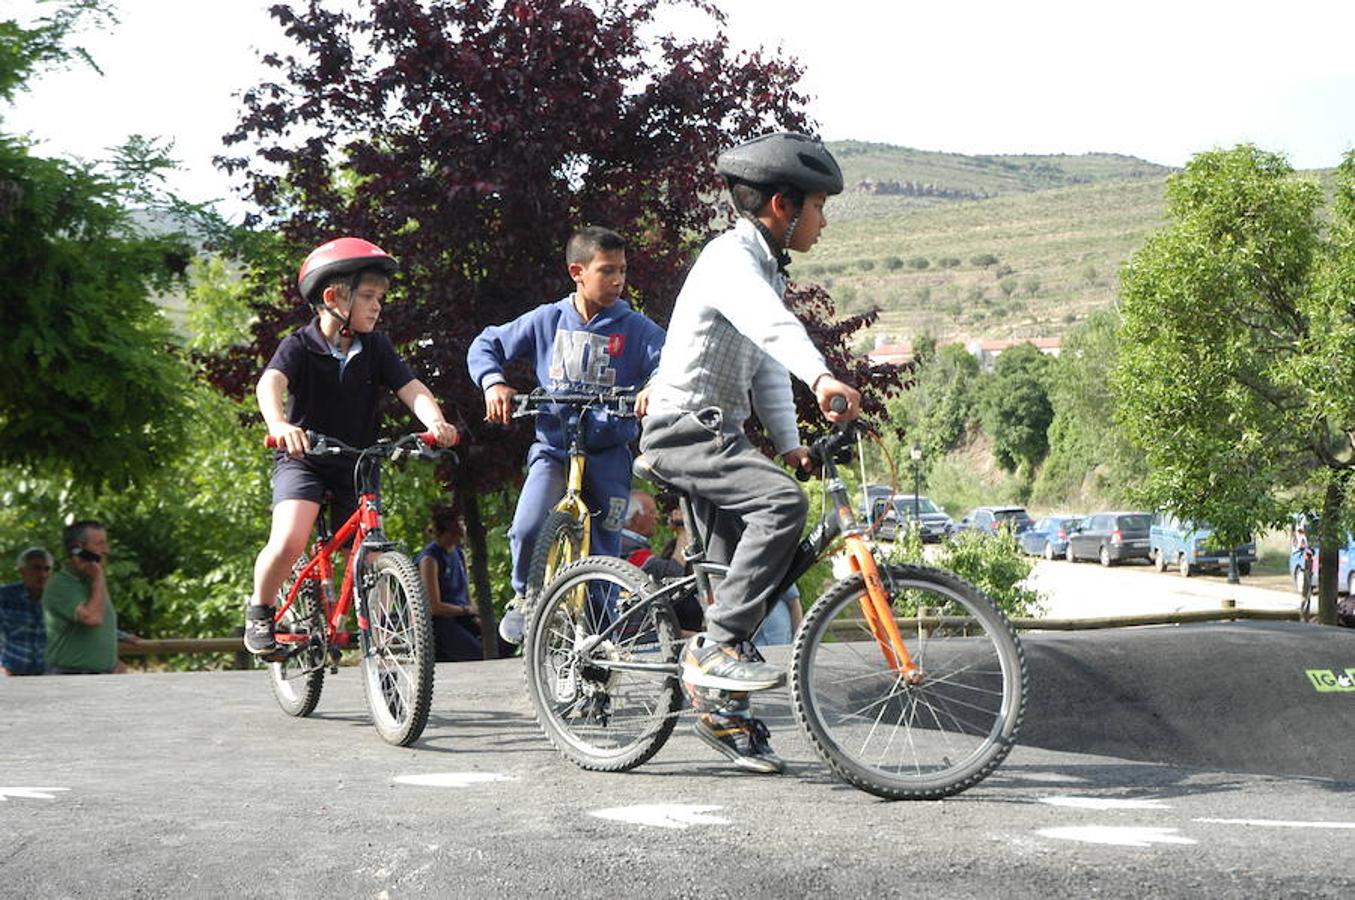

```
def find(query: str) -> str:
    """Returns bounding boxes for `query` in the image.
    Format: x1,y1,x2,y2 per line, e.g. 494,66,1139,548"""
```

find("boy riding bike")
245,237,460,657
639,132,860,773
467,226,666,644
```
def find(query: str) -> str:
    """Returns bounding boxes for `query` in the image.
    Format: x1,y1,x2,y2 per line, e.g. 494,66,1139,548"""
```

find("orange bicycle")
523,418,1027,799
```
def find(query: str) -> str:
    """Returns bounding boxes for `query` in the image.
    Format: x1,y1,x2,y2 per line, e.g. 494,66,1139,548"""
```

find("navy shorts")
271,456,377,532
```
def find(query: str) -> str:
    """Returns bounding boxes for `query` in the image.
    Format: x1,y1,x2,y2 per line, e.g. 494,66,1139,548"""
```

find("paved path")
5,628,1355,898
1025,558,1299,619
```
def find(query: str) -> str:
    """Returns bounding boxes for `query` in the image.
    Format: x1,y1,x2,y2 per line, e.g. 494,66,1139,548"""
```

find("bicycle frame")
273,457,400,655
554,429,593,558
587,424,922,682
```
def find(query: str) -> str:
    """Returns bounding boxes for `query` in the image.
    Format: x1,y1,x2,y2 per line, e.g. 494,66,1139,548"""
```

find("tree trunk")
1317,478,1344,626
462,492,498,659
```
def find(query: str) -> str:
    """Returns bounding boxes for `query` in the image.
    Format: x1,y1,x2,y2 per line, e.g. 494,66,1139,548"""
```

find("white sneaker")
498,599,526,645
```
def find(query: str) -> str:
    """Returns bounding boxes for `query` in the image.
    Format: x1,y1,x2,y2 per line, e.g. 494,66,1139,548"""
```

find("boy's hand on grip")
484,384,517,426
814,376,860,424
268,422,310,458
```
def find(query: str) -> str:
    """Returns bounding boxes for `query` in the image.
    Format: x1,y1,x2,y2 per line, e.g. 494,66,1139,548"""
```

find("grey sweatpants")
639,408,808,644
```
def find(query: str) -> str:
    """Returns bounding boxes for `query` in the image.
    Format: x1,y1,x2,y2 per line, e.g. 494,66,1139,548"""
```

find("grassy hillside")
806,142,1174,345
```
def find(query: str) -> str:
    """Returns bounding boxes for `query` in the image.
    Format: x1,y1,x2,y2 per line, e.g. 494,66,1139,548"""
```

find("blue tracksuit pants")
508,441,633,596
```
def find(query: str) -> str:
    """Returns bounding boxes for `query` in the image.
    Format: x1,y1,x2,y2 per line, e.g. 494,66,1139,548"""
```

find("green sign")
1306,668,1355,692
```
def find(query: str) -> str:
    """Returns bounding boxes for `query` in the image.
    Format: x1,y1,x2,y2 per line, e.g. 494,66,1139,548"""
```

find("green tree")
1031,309,1144,507
2,1,198,486
980,343,1053,476
1115,145,1353,619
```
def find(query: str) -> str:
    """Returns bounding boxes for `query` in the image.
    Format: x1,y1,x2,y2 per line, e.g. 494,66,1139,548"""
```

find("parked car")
1149,514,1256,577
1065,511,1153,566
1019,515,1083,560
867,493,954,543
956,506,1035,536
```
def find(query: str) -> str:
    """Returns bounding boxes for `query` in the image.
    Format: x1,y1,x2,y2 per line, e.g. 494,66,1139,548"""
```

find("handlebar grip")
417,432,437,447
829,395,848,414
264,435,280,449
796,467,813,483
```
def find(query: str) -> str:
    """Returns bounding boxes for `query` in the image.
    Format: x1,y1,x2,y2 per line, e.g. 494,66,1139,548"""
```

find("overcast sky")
7,0,1354,219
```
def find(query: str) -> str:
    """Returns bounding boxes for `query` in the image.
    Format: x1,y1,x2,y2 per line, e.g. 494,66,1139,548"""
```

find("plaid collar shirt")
0,581,46,675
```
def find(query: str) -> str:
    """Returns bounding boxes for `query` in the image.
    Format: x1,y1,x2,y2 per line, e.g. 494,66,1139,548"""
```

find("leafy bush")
994,264,1014,278
999,276,1018,298
970,253,1000,267
884,256,905,270
857,259,875,272
939,257,962,268
1022,275,1041,296
966,285,986,302
908,256,930,270
882,527,1043,618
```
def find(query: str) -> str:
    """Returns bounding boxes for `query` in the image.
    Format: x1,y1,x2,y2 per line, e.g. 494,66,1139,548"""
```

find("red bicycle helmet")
297,237,398,305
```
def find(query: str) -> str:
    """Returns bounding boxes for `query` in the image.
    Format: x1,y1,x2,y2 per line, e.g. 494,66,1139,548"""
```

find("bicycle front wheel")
269,553,326,717
524,557,683,772
359,552,435,746
792,564,1026,800
526,509,586,606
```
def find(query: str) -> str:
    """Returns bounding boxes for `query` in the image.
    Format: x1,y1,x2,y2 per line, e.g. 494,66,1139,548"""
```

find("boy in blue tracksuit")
468,226,666,643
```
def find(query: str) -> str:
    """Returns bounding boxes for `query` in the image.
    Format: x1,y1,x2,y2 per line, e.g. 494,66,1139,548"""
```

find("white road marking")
1002,771,1090,784
590,803,729,830
1040,796,1171,810
1038,826,1197,847
0,787,70,801
393,773,516,788
1195,818,1355,830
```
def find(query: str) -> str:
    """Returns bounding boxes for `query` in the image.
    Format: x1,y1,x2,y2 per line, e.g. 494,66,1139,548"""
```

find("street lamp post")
910,444,922,531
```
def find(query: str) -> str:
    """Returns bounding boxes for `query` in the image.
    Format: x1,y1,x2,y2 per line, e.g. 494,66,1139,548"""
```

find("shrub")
908,256,930,270
1022,275,1041,296
999,277,1018,298
966,285,986,302
970,253,999,267
857,258,875,272
939,256,962,268
915,286,931,304
884,256,905,270
880,521,1043,618
994,264,1014,278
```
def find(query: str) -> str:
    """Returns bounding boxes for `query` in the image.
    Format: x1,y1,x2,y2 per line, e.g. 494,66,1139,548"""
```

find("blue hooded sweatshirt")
467,296,666,451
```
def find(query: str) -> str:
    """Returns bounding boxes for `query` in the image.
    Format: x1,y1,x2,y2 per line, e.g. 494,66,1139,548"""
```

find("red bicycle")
262,430,451,746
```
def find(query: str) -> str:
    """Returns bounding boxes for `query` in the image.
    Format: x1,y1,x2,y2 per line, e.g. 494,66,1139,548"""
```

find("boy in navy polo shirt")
468,226,666,643
245,237,460,657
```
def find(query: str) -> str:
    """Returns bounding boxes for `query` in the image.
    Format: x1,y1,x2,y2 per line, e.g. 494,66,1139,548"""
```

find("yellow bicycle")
513,389,638,612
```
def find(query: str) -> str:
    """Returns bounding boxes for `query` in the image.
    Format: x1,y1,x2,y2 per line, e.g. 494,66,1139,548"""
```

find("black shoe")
681,634,785,692
244,605,279,657
693,713,785,774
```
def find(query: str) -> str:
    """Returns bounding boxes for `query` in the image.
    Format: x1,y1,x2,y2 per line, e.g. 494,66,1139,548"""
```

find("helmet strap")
748,215,791,275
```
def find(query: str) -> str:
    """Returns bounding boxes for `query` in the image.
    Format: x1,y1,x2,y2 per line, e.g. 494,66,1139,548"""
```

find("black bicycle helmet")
297,237,398,306
716,131,844,196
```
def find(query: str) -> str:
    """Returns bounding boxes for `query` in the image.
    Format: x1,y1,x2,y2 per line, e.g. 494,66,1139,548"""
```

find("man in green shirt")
43,520,125,674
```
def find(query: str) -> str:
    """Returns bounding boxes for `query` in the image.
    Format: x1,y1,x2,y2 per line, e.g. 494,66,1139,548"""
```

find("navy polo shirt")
265,319,417,447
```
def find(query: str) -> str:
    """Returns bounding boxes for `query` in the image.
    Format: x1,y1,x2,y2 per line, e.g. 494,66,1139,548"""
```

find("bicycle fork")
841,534,924,685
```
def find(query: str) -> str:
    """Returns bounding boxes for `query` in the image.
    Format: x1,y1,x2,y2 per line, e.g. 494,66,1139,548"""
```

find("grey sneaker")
680,634,785,692
693,713,785,774
243,604,279,657
498,596,527,645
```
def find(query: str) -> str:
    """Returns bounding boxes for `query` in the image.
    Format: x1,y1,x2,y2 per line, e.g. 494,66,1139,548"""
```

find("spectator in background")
0,547,53,676
44,520,136,674
416,503,499,662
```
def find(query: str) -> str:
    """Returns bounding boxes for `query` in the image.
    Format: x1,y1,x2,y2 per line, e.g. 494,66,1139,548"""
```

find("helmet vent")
798,152,832,176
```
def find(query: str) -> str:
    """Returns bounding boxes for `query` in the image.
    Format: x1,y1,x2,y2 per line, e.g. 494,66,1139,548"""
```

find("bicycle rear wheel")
268,554,326,717
524,557,683,772
792,564,1026,800
526,509,585,606
358,552,435,746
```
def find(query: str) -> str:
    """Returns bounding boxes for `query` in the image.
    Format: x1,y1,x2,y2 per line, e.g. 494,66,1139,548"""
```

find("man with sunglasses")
0,547,52,676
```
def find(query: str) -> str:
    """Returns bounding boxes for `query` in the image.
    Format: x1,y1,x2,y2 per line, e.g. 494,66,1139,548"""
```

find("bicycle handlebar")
511,388,638,419
264,430,455,464
798,418,872,482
